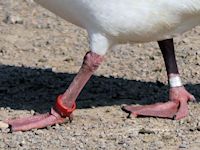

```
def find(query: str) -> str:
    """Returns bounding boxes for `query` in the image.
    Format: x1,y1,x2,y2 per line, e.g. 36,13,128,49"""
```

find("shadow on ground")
0,65,199,113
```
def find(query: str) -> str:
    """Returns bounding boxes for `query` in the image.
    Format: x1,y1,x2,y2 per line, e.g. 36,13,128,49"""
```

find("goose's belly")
101,14,200,43
34,0,200,42
88,1,200,42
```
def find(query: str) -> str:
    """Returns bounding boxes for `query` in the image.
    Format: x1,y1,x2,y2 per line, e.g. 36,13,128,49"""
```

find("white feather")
34,0,200,55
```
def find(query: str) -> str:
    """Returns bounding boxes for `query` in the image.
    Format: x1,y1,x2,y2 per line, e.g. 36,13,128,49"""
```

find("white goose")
3,0,200,132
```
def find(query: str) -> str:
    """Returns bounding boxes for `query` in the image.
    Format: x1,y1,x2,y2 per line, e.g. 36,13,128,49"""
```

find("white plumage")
34,0,200,55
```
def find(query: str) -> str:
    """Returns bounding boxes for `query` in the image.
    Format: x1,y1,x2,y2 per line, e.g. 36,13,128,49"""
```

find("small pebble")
0,107,5,111
179,144,188,149
0,121,9,129
3,14,23,24
138,128,155,134
30,110,35,115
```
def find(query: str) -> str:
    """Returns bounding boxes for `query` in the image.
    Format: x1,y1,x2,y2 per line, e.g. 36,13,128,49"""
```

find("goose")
3,0,200,132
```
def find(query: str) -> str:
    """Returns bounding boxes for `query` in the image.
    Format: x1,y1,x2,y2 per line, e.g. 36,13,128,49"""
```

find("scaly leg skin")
122,39,195,120
4,52,103,132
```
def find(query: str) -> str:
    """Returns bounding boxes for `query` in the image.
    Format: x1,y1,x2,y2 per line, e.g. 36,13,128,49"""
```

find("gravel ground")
0,0,200,150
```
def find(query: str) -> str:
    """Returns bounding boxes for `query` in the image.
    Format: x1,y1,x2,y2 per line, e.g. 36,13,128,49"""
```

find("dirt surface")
0,0,200,150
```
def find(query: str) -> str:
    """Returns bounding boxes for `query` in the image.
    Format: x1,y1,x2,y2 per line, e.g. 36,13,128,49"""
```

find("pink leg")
5,52,103,132
60,52,104,108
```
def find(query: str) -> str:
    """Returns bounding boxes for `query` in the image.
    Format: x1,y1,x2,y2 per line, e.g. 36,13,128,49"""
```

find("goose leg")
159,39,195,119
4,51,104,132
122,39,195,119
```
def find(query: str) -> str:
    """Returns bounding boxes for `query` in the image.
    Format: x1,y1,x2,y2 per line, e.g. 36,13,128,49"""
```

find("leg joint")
83,52,103,72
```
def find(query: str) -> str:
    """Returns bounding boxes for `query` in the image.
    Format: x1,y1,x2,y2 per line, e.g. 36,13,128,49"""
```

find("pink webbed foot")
4,95,76,132
122,101,179,119
122,86,195,120
5,108,69,132
170,86,195,120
